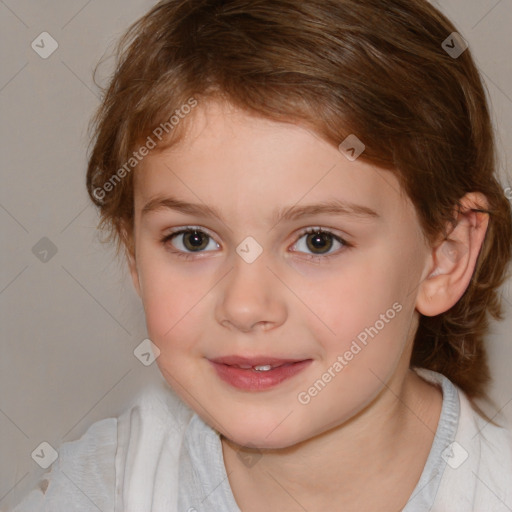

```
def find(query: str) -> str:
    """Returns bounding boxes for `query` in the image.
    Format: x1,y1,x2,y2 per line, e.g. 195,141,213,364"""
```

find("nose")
215,254,287,333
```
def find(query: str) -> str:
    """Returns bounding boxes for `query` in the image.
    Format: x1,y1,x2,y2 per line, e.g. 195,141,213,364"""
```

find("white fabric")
427,377,512,510
418,369,512,511
8,371,512,511
8,417,118,512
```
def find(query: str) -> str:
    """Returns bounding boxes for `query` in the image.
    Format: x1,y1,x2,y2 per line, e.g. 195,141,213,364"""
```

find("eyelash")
160,226,352,262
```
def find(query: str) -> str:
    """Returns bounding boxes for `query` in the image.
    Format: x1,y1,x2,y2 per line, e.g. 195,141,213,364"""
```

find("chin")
225,431,298,451
217,415,309,451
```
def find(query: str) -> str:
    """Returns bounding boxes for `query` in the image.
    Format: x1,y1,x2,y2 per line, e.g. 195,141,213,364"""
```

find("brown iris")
182,230,210,252
306,231,334,254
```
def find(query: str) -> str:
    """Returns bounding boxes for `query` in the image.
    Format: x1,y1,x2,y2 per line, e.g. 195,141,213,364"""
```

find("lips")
208,355,313,391
209,355,307,369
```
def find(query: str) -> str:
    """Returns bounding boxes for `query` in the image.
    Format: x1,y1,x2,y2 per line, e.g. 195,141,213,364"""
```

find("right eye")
160,227,220,258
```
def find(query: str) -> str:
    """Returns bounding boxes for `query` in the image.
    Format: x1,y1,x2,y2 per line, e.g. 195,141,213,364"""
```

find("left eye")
292,229,346,256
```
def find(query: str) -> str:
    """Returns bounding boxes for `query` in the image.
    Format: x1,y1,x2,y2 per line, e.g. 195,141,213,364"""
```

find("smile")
208,356,313,391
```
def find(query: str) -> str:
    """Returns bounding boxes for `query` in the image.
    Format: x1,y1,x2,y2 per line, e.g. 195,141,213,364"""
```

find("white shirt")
9,369,512,511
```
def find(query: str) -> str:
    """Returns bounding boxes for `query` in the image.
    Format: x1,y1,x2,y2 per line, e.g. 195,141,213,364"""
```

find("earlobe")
416,193,490,317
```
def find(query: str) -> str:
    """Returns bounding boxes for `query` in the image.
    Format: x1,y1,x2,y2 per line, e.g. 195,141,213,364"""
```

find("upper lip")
209,356,309,367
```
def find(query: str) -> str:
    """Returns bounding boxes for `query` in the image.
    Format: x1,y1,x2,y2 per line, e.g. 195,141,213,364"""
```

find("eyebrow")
141,195,380,225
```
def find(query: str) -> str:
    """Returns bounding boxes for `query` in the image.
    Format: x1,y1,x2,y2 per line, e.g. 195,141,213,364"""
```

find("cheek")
137,255,206,347
298,308,409,433
298,253,411,389
300,258,404,344
142,279,204,386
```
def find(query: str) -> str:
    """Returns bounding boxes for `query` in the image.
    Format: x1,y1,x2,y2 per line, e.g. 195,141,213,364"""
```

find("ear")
416,192,490,317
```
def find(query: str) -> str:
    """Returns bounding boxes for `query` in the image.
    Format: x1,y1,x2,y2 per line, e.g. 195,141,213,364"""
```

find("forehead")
134,100,411,225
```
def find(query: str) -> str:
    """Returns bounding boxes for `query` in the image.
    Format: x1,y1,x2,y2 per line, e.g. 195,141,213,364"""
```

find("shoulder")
10,380,193,512
458,390,512,509
10,417,118,512
430,372,512,511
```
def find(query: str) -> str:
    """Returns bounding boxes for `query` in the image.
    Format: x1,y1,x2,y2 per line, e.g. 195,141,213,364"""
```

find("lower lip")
209,360,312,391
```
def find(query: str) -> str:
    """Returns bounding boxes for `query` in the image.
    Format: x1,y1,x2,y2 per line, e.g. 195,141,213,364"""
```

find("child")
11,0,512,510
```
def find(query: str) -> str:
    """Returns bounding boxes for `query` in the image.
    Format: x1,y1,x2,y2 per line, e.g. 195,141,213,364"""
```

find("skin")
126,99,489,510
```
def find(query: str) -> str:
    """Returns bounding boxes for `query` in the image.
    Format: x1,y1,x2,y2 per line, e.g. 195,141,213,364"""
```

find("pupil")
308,232,332,254
185,231,208,251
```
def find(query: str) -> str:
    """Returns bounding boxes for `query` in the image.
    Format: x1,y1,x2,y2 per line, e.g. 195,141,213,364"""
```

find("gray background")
0,0,511,509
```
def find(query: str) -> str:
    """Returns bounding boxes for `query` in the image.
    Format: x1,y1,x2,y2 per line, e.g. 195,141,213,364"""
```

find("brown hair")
86,0,512,408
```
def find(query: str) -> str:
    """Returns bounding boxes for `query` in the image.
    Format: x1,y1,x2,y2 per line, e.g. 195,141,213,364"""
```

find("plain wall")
1,0,511,509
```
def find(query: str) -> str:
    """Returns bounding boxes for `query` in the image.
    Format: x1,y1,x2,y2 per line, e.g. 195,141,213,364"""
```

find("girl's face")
129,99,431,449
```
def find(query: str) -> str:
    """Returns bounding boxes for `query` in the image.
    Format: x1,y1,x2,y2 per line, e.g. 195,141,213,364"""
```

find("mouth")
208,355,313,391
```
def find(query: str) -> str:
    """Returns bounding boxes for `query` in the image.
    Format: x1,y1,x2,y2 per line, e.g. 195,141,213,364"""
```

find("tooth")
254,364,273,371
